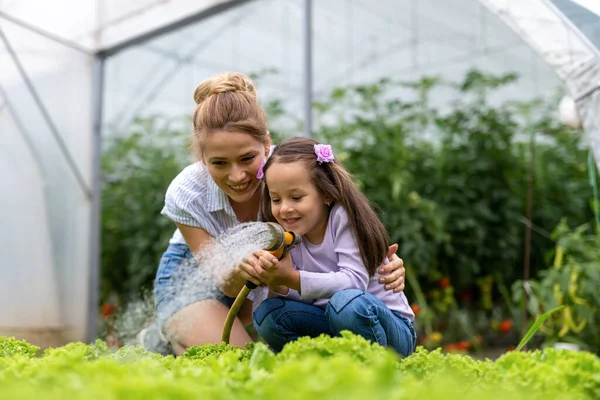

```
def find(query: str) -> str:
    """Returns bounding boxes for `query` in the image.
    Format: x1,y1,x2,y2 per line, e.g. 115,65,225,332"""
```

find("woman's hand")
378,244,406,292
235,253,267,287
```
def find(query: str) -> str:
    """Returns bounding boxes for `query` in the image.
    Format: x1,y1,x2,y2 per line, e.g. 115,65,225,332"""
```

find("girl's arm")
252,209,369,299
288,207,370,299
297,217,370,299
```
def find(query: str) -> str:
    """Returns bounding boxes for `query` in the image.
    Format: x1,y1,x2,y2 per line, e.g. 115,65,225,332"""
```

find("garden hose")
221,223,300,344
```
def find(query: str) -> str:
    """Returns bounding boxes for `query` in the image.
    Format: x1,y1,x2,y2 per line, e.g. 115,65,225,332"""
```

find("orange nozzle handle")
269,231,296,260
244,231,298,290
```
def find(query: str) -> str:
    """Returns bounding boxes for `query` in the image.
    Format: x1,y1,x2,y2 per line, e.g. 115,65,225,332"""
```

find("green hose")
221,282,256,344
220,225,300,345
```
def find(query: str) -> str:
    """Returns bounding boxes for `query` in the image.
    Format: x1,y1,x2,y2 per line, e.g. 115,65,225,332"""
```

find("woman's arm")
176,222,246,297
175,222,213,253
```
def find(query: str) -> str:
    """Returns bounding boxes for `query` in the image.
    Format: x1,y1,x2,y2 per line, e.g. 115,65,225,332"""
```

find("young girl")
248,137,416,356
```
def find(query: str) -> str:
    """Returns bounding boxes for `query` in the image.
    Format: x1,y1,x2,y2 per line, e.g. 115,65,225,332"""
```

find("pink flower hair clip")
256,159,266,180
314,143,335,164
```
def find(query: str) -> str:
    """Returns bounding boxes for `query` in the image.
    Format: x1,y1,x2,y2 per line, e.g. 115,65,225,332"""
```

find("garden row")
1,332,598,400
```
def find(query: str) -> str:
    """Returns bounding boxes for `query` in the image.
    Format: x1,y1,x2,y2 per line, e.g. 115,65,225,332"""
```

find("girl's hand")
255,253,299,289
253,250,279,271
236,254,266,287
378,244,406,292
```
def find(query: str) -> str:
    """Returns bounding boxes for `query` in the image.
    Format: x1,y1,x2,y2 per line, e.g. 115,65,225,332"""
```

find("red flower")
101,303,117,320
411,304,421,316
440,277,451,289
456,340,471,351
443,343,458,352
498,319,513,334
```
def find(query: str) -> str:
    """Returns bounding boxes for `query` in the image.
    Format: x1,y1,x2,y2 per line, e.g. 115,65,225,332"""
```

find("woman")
141,72,406,355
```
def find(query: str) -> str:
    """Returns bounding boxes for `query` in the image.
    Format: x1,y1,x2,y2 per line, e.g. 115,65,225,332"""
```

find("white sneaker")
136,322,173,356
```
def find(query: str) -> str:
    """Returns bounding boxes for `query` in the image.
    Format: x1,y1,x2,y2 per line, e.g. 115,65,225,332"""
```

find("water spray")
221,222,300,344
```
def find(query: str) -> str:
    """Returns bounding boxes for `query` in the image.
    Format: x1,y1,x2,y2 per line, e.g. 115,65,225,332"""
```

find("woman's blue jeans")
253,289,416,357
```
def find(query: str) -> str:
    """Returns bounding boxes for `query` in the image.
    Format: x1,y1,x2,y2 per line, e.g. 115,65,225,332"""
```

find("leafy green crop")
1,332,598,400
182,341,254,362
0,336,39,358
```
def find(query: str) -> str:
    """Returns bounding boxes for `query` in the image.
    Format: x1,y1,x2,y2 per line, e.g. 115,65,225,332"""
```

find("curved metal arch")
478,0,600,171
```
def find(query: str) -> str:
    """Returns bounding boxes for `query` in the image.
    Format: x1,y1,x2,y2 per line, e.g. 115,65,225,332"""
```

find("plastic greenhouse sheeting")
479,0,600,192
1,0,599,347
0,0,237,346
571,0,600,17
102,0,562,137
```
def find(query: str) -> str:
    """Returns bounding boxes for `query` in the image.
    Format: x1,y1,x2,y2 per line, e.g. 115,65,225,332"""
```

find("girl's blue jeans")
253,289,417,357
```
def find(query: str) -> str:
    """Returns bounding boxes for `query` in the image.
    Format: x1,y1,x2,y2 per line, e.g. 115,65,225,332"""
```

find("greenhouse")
1,0,599,361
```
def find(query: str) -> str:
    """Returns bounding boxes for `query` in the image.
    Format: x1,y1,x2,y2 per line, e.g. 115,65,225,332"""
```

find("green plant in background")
314,77,449,279
434,71,524,288
514,219,600,353
310,70,595,350
515,305,564,351
314,72,525,288
101,117,190,303
513,104,593,281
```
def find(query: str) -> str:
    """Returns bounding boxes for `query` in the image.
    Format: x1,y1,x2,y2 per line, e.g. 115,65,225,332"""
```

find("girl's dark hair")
260,137,389,276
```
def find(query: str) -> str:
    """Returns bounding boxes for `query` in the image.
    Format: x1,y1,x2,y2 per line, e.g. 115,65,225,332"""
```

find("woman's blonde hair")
192,72,268,157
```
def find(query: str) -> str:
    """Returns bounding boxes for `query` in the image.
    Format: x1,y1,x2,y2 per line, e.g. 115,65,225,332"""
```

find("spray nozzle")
243,222,301,290
262,222,301,259
262,222,292,250
263,222,287,251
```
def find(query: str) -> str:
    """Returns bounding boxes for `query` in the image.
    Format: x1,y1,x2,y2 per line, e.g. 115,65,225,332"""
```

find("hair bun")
193,72,257,105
